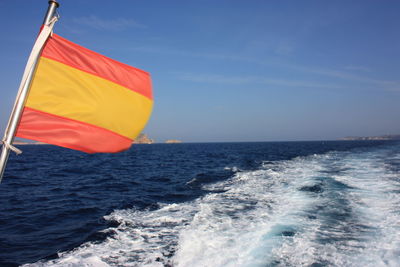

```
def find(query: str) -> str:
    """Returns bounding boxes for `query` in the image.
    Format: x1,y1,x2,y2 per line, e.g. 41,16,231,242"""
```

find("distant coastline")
12,133,184,146
12,134,400,146
340,134,400,141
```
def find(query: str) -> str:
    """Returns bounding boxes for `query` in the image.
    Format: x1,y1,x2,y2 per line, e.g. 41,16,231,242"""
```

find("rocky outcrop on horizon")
165,139,182,144
135,133,154,144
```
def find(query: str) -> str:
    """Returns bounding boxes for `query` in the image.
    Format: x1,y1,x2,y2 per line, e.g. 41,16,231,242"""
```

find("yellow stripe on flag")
25,57,153,139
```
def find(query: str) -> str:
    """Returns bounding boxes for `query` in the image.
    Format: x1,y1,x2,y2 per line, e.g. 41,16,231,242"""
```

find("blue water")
0,141,399,266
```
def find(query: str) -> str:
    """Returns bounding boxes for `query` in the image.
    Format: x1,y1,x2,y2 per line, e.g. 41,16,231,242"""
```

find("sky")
0,0,399,143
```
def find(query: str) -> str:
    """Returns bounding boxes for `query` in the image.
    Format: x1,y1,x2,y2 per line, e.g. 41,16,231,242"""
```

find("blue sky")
0,0,399,142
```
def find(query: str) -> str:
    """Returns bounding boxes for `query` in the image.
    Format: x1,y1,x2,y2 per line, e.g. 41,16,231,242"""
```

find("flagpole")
0,0,59,183
43,1,60,25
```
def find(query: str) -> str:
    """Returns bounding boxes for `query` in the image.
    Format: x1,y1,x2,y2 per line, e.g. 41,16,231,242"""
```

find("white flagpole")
0,0,60,183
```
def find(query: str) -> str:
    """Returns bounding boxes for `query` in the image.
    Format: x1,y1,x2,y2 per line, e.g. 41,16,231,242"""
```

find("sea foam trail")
271,145,400,266
24,144,400,267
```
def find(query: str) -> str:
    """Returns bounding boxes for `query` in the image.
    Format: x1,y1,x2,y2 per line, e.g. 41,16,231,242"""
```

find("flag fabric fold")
16,34,153,153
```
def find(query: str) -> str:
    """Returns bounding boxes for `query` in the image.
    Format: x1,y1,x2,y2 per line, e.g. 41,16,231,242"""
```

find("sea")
0,140,399,267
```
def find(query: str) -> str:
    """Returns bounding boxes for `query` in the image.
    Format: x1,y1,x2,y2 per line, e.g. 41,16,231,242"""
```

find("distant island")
135,133,155,144
134,134,182,144
165,139,182,144
341,134,400,141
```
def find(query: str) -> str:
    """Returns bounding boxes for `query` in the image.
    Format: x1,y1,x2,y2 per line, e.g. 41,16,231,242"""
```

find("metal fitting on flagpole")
43,1,60,25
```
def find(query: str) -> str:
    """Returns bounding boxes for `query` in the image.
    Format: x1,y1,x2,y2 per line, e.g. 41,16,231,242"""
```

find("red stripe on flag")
16,107,133,153
41,34,152,100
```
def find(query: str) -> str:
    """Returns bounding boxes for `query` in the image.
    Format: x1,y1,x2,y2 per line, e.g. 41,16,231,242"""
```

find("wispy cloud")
274,42,295,56
177,71,400,93
295,66,399,89
72,15,146,31
129,45,252,62
176,73,345,90
129,45,400,92
344,65,371,72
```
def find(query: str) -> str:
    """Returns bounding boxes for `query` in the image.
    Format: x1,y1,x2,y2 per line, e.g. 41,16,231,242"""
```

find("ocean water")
0,141,399,266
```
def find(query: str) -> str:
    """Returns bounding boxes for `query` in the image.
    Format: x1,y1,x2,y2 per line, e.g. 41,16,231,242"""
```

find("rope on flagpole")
0,140,22,155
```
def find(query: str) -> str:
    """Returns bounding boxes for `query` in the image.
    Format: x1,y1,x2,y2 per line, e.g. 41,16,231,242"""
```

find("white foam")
24,143,400,266
173,157,323,267
270,144,400,266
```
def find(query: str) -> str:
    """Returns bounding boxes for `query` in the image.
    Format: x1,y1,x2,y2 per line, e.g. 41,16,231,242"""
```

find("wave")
24,144,400,266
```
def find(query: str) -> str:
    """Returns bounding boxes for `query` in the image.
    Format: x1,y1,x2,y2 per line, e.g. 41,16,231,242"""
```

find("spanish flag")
16,34,153,153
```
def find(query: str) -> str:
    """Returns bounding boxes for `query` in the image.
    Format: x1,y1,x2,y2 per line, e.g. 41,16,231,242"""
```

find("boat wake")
25,144,400,266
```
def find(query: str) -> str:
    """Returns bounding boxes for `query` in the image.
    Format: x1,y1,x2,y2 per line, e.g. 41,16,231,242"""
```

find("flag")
16,34,153,153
